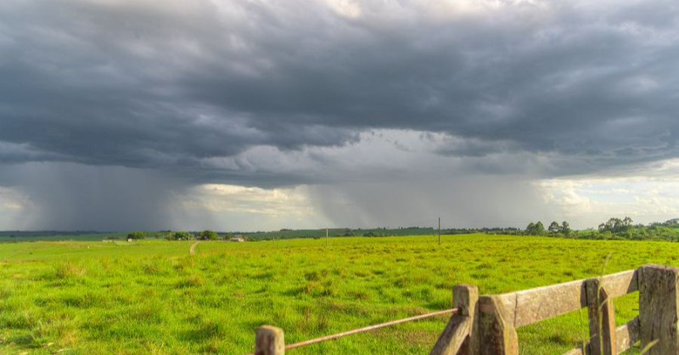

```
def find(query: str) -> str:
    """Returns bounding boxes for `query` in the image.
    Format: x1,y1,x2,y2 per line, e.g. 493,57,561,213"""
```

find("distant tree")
664,218,679,227
598,217,633,234
561,221,571,236
605,218,619,232
534,221,545,235
171,231,193,240
548,221,561,234
526,222,536,235
158,231,173,240
525,222,546,236
199,230,219,240
623,216,633,227
127,232,146,240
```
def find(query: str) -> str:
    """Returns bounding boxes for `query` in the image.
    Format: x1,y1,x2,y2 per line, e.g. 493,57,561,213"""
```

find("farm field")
0,233,123,243
1,235,677,354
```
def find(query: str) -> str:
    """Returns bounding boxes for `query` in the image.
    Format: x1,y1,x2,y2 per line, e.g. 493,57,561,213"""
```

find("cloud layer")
1,0,678,229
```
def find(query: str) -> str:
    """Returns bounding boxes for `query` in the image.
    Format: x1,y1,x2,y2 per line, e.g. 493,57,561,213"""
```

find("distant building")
231,236,245,242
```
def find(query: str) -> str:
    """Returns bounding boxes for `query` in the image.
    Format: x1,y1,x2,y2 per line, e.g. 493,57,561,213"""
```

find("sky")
1,0,679,231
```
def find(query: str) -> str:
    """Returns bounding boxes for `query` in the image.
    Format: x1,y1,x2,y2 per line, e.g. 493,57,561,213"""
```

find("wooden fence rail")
254,265,679,355
254,308,457,355
285,309,457,351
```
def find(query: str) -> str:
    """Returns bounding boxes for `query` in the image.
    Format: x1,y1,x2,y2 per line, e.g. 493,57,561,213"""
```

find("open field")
1,235,678,354
0,233,124,243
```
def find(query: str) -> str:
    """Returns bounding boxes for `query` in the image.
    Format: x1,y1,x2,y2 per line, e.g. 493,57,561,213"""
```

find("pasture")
1,235,677,354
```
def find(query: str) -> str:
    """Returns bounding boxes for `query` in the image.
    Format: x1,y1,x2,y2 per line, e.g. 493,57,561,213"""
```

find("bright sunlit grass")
0,235,676,354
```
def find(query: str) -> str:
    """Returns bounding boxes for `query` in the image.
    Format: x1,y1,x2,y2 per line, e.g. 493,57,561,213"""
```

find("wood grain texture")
639,265,679,355
256,326,285,355
563,320,640,355
616,318,640,353
585,279,616,355
431,285,478,355
431,317,471,355
497,270,637,328
563,347,584,355
472,296,519,355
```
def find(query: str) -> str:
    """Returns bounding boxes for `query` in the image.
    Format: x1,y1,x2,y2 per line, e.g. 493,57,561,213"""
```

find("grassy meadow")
1,235,677,354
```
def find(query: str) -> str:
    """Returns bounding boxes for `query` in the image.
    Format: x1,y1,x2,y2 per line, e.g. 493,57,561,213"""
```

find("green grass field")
1,235,676,354
0,233,123,243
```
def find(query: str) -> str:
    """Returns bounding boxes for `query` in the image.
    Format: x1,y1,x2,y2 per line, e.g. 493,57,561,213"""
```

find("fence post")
431,285,478,355
256,326,285,355
471,296,518,355
639,266,679,354
584,279,616,355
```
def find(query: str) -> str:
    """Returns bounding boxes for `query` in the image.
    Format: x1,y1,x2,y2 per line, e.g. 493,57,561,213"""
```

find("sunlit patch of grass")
0,236,676,353
47,262,87,281
175,275,206,288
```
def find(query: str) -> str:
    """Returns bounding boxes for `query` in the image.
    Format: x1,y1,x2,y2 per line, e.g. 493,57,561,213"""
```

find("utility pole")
438,217,441,245
326,228,329,246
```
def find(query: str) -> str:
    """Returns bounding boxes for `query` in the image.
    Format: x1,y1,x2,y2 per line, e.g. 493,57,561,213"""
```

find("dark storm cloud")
1,0,679,184
307,177,559,228
0,162,183,230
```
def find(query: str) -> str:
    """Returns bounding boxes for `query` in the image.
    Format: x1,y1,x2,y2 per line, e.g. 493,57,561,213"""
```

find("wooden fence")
254,265,679,355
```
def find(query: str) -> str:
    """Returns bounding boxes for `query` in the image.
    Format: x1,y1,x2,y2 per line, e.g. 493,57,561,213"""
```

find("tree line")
125,230,242,241
523,217,679,242
524,221,571,236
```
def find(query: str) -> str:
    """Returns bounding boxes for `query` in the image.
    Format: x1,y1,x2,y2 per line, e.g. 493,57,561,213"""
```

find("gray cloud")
307,177,558,228
1,0,679,178
1,0,679,229
0,162,184,230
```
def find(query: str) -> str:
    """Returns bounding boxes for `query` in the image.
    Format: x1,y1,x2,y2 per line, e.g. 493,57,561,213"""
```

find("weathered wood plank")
616,318,640,353
600,269,638,298
600,286,617,355
496,279,586,328
563,348,583,355
431,317,471,355
497,270,637,328
432,285,478,355
562,319,640,355
471,296,519,355
639,265,679,355
585,279,616,355
256,326,285,355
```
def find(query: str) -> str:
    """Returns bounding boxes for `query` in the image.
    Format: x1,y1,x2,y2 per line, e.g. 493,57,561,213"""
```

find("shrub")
127,232,146,240
199,230,219,240
169,231,194,240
